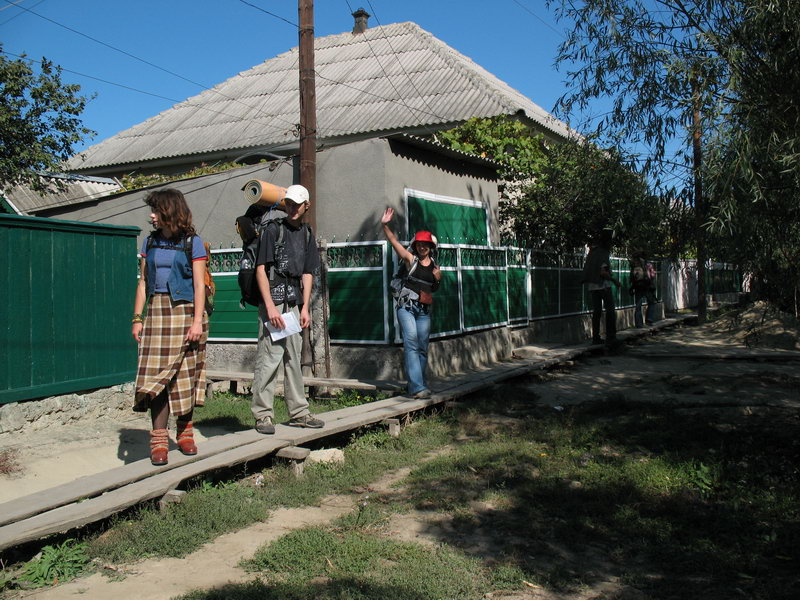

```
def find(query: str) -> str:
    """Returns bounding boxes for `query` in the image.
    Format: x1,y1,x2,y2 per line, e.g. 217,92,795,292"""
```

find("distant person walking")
131,189,209,466
629,250,657,327
582,232,620,346
381,207,441,398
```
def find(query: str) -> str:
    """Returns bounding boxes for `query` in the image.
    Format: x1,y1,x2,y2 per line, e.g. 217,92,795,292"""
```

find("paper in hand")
265,310,302,341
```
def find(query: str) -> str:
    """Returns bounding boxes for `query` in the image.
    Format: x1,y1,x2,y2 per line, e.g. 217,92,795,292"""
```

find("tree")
547,0,741,321
502,139,667,254
0,47,94,193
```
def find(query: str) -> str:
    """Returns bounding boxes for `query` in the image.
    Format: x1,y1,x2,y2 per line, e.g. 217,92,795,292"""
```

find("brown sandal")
176,421,198,456
150,428,169,466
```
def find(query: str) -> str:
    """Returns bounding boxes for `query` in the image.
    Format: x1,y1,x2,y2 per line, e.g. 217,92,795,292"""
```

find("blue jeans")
634,288,657,327
396,302,431,394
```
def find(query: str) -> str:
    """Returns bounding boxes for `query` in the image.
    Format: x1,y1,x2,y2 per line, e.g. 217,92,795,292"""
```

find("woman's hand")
186,321,203,342
381,207,394,225
432,266,441,281
300,306,311,329
132,322,143,343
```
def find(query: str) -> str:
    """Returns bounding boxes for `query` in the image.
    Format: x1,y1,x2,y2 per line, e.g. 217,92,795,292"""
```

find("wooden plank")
629,351,800,361
0,437,293,551
206,370,404,391
0,429,266,527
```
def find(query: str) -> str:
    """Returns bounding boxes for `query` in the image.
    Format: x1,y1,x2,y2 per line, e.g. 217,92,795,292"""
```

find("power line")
0,0,45,26
508,0,566,39
0,0,299,129
364,0,446,121
343,0,430,129
238,0,298,28
0,49,295,141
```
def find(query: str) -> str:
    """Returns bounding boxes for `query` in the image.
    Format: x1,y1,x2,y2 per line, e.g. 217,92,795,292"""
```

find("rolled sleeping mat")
242,179,286,207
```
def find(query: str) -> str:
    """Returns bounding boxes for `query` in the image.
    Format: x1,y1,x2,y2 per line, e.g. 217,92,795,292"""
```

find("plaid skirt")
134,293,208,416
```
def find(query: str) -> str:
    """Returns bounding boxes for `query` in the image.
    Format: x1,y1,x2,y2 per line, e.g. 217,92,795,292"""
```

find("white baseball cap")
284,184,310,205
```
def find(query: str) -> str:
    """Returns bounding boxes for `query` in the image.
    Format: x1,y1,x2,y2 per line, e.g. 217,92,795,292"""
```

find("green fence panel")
430,270,461,336
560,268,586,314
207,274,259,340
1,215,139,404
407,194,488,246
328,270,387,343
530,268,559,318
507,267,528,321
461,269,508,329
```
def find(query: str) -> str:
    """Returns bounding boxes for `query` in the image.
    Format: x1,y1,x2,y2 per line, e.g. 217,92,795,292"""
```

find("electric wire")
0,0,299,129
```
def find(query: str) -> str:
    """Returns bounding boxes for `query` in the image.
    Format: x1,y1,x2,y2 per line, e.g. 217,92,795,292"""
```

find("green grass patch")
88,417,452,564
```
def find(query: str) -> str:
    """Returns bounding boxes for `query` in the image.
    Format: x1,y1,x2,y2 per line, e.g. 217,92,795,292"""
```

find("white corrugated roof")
3,174,122,214
69,22,573,172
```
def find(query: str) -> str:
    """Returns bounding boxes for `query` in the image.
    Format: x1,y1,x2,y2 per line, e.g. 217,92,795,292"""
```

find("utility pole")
298,0,319,376
298,0,317,232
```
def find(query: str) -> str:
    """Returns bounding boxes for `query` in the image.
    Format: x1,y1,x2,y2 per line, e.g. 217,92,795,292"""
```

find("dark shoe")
255,417,275,435
176,421,198,455
591,338,603,346
289,414,324,428
150,428,169,466
413,388,432,399
645,320,654,325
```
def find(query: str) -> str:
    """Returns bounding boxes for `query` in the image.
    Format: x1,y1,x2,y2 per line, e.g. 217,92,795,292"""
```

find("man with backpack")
629,250,657,328
582,231,620,347
251,184,324,434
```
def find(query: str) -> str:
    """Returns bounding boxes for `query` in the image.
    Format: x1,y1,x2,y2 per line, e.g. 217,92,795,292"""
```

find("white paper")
265,311,302,341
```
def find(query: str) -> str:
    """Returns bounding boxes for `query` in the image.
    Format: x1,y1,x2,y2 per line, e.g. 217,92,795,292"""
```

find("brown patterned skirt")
134,293,208,416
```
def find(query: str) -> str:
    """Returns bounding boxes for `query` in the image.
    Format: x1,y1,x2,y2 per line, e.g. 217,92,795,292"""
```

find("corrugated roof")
68,22,573,172
2,174,122,214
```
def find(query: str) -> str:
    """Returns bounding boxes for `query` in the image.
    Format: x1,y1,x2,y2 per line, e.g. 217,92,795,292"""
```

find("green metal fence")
1,215,140,404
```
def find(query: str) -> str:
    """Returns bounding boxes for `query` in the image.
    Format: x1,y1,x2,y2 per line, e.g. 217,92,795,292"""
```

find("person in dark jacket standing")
582,232,620,346
629,250,657,327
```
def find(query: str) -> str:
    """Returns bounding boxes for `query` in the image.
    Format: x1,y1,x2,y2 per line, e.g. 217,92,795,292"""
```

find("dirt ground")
5,303,800,600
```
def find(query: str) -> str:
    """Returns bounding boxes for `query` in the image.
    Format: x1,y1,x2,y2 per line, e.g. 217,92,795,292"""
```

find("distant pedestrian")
131,189,209,466
582,232,620,346
381,207,441,398
629,250,657,327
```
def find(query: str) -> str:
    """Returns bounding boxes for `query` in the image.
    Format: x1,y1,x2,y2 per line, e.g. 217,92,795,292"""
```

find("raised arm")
380,207,414,266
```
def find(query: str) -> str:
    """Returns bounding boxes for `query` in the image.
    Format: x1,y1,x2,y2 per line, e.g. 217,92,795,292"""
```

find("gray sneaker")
289,414,325,428
413,388,432,399
255,417,275,435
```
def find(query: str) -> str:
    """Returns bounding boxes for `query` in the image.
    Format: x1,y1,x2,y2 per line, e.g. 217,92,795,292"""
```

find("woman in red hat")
381,207,441,398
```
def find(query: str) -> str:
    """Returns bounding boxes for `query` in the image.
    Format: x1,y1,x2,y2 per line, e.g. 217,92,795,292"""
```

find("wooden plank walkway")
206,370,405,392
0,317,693,552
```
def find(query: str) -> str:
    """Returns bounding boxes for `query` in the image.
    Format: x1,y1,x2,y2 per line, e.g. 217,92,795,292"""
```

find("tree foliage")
502,140,668,254
0,47,94,193
434,116,547,179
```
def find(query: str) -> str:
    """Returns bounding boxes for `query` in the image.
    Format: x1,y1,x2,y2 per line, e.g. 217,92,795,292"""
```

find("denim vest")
145,236,195,302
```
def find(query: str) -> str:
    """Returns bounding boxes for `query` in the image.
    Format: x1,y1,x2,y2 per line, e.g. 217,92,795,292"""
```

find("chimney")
352,7,370,34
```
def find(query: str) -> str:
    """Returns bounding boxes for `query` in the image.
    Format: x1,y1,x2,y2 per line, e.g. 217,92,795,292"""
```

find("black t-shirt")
405,260,439,295
256,220,320,306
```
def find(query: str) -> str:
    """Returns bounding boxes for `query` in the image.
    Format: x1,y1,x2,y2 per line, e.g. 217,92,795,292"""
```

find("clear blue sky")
2,0,590,153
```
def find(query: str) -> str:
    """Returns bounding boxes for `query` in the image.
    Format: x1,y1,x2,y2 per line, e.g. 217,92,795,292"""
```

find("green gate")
1,215,139,403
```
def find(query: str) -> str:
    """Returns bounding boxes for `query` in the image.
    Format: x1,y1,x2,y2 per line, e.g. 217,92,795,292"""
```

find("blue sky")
1,0,586,152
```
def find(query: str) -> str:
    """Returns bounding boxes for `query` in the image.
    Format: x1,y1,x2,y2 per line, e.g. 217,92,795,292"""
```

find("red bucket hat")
413,231,438,248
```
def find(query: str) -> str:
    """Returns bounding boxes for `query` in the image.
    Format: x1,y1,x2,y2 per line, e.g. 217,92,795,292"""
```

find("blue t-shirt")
140,234,207,292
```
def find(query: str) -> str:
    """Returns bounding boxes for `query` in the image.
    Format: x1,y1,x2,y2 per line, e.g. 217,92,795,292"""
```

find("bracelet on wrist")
132,317,144,324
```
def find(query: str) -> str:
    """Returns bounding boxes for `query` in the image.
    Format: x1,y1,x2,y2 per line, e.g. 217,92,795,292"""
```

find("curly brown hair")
145,189,196,237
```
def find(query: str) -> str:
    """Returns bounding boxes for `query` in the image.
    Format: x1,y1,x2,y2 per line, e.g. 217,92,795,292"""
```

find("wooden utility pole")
298,0,317,232
298,0,319,375
692,76,707,323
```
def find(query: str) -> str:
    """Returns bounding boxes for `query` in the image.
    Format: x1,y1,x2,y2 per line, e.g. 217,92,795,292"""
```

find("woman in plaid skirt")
131,189,209,466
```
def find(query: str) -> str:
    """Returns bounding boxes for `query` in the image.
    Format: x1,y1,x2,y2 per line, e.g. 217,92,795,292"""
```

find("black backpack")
236,211,311,308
